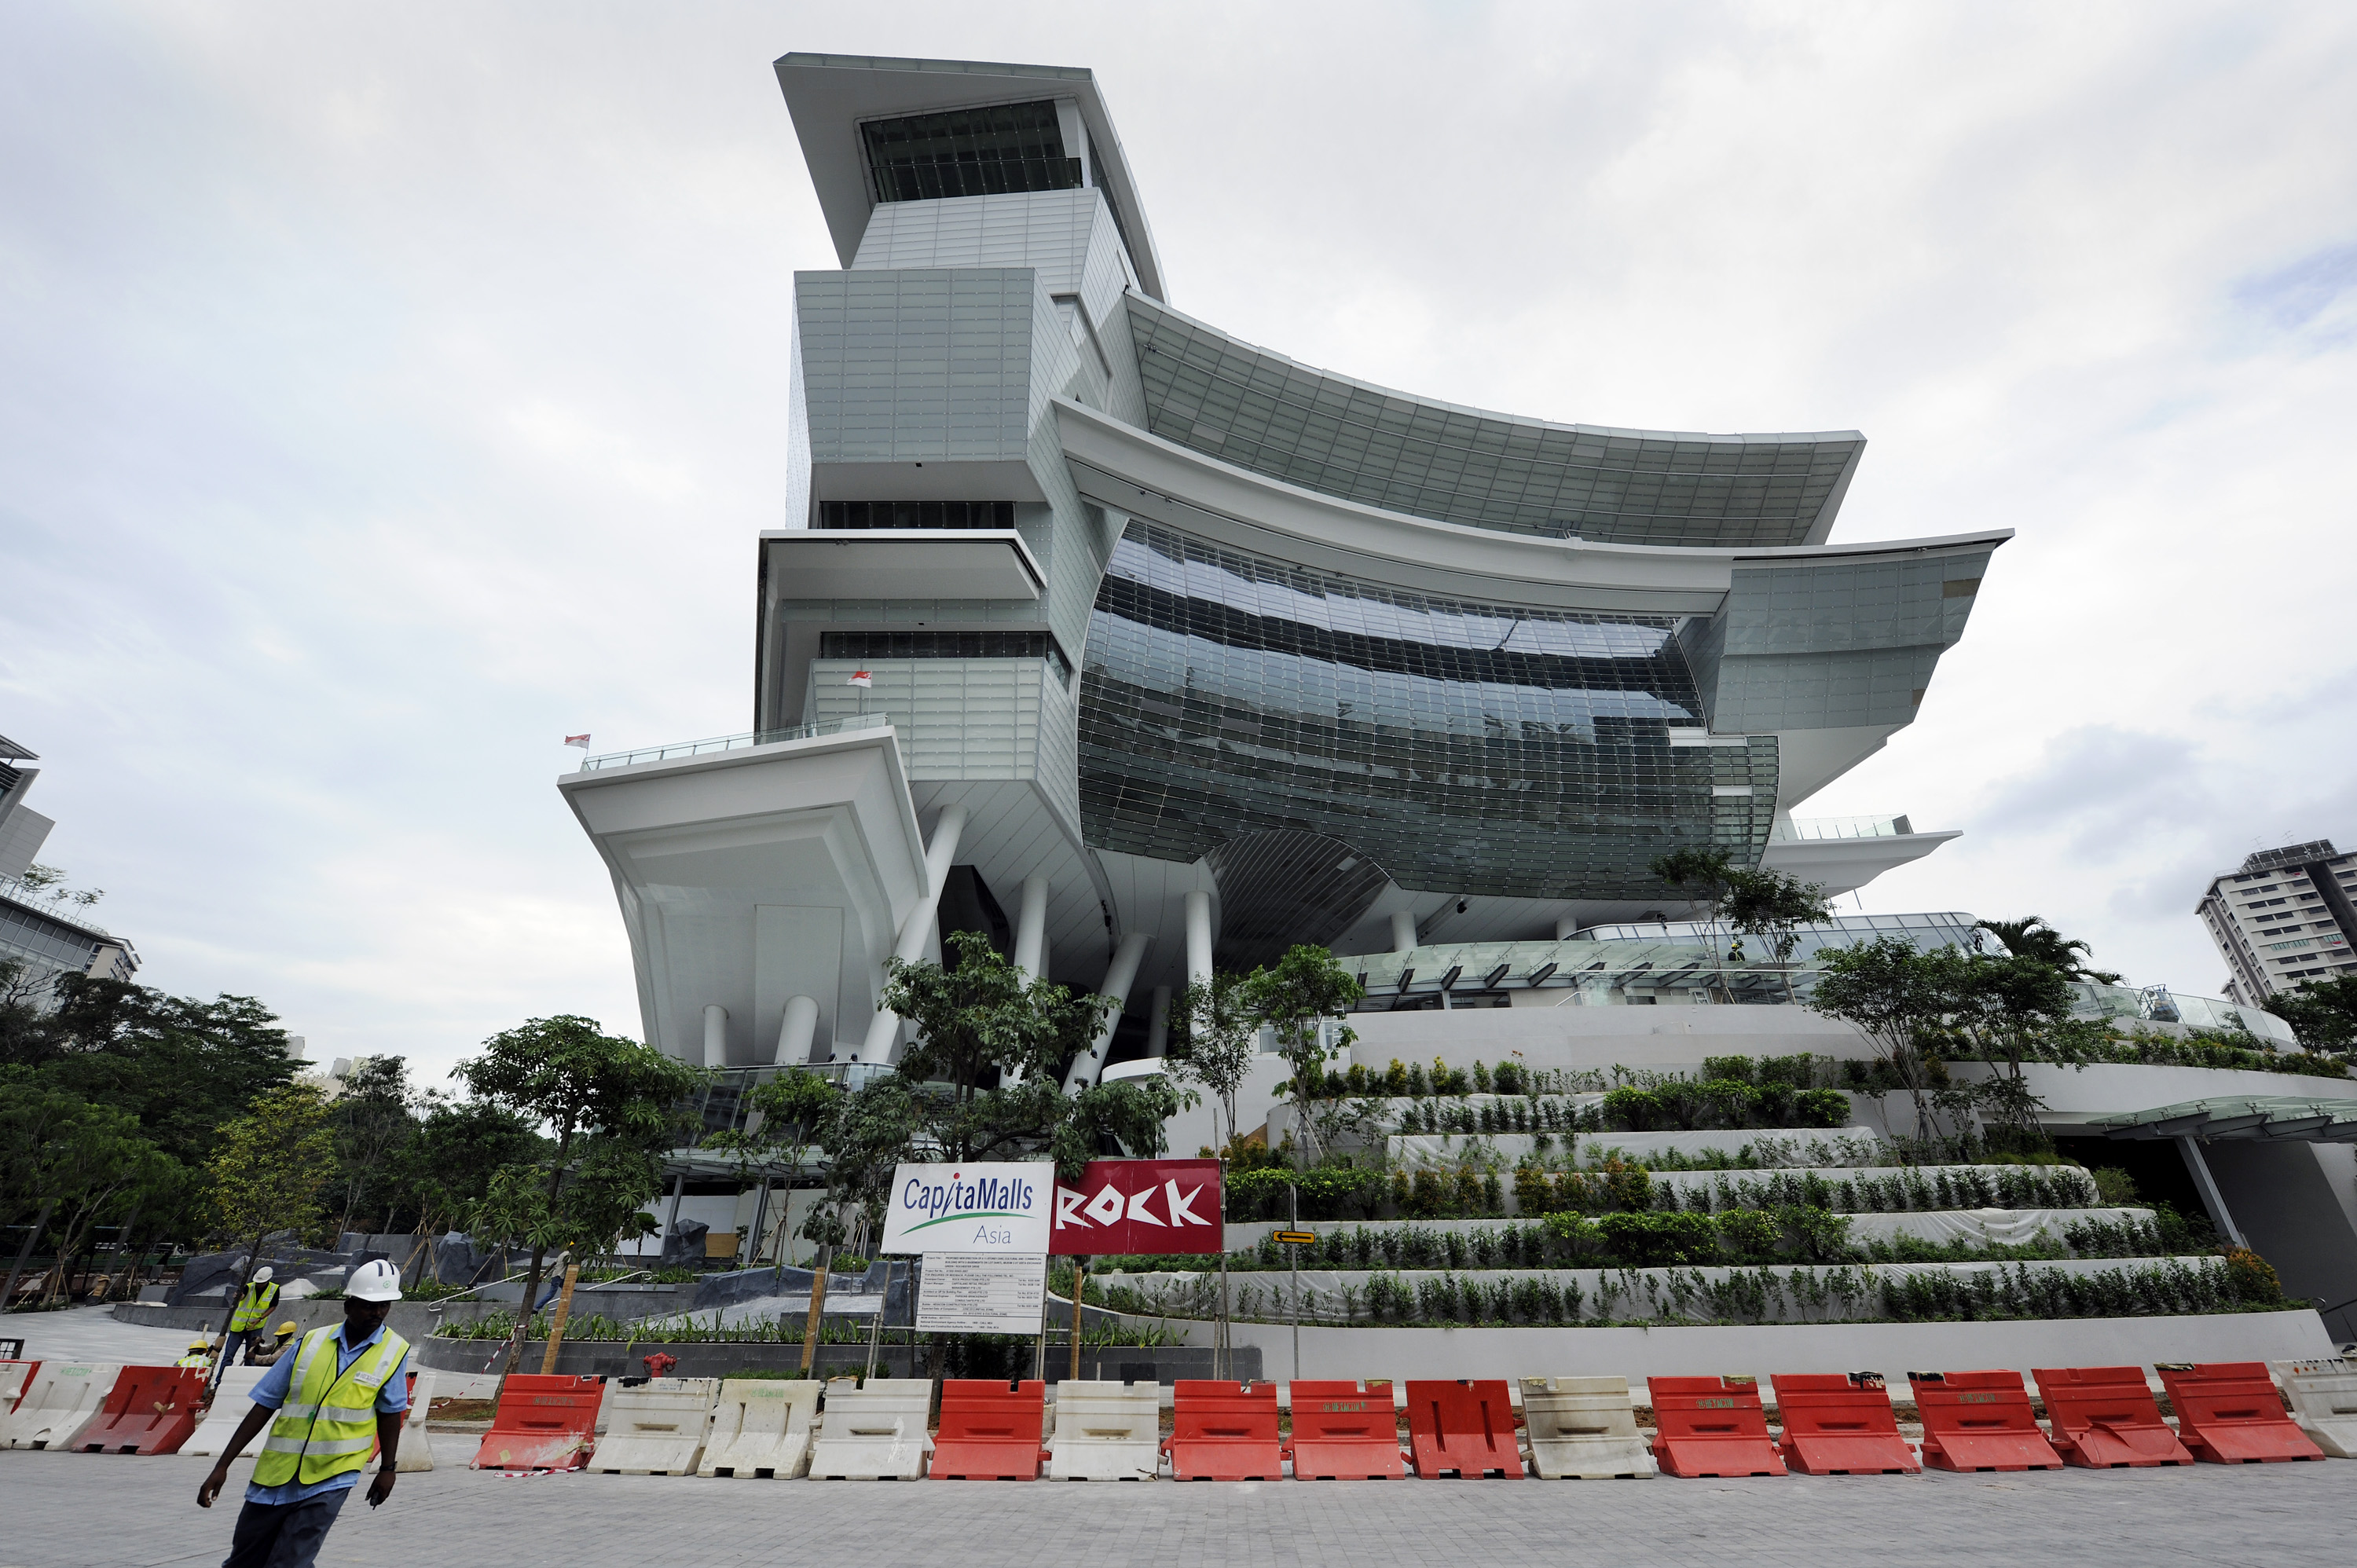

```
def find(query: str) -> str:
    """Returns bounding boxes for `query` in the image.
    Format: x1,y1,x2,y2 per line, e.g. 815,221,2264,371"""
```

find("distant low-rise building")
2198,839,2357,1005
0,732,138,995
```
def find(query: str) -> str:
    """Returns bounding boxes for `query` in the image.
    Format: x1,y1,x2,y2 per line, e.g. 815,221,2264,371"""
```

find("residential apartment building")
2198,839,2357,1004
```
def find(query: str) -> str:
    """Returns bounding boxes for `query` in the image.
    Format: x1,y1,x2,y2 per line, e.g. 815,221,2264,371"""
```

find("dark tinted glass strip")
818,501,1017,530
863,100,1082,203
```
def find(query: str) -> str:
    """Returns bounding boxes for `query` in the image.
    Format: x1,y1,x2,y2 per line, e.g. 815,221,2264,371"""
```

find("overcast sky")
5,2,2355,1084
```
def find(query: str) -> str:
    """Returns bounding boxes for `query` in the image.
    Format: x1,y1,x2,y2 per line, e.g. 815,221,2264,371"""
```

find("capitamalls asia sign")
878,1161,1051,1255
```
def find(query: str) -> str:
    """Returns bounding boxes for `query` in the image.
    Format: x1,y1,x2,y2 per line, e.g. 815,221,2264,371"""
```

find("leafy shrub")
2221,1247,2284,1303
1702,1054,1754,1084
1594,1211,1718,1266
1794,1088,1851,1128
2091,1167,2139,1206
1713,1208,1779,1261
1602,1086,1663,1131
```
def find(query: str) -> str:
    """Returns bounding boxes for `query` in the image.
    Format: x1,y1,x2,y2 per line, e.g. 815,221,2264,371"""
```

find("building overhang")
774,52,1167,303
760,529,1046,602
1053,395,2012,617
1758,828,1963,896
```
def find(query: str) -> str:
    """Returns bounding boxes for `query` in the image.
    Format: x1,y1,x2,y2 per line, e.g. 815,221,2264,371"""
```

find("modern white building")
0,734,137,993
561,51,1997,1076
2199,839,2357,1005
555,51,2357,1340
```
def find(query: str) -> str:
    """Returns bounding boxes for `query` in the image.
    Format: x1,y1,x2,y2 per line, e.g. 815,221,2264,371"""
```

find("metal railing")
580,713,889,772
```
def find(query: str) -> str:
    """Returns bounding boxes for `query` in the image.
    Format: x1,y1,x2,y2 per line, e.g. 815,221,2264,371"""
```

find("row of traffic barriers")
10,1357,2351,1480
442,1358,2357,1481
0,1359,434,1471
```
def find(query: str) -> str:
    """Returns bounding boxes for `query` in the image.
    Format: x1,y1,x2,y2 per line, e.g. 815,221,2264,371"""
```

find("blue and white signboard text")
879,1160,1053,1255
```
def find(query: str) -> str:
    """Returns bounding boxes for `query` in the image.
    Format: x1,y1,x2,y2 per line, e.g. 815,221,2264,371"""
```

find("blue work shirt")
241,1321,412,1506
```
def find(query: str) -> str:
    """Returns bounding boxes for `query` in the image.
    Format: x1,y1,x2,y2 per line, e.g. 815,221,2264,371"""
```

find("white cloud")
2,1,2353,1079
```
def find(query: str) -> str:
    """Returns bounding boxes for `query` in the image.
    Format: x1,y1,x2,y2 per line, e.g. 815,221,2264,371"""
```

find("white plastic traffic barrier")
698,1379,821,1478
2274,1357,2357,1460
370,1368,438,1474
1521,1376,1659,1479
1046,1381,1160,1481
1,1360,35,1413
592,1377,720,1475
181,1368,270,1458
0,1362,120,1451
807,1377,933,1480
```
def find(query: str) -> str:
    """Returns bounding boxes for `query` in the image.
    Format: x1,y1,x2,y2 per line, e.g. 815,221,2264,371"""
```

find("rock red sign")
1050,1158,1222,1255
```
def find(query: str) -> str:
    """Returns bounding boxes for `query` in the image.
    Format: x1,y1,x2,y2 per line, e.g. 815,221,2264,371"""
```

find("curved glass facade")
1078,520,1777,899
1128,297,1862,549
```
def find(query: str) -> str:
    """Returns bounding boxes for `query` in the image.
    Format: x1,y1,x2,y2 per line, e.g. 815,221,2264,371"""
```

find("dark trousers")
223,1489,350,1568
230,1329,264,1365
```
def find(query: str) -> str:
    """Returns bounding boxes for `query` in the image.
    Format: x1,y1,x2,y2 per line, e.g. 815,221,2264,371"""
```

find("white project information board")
916,1252,1047,1335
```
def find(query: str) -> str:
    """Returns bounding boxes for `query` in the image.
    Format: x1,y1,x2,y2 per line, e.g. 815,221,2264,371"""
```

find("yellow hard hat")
188,1338,213,1350
276,1321,298,1335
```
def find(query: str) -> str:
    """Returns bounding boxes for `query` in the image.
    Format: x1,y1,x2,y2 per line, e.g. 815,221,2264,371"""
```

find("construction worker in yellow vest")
197,1259,409,1568
247,1321,301,1367
226,1267,280,1366
174,1336,218,1369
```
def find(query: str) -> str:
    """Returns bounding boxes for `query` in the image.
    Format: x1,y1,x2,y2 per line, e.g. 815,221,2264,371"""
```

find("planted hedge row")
1190,1255,2286,1328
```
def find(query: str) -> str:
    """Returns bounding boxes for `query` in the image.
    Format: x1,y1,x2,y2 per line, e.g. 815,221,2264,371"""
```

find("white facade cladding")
568,51,2005,1068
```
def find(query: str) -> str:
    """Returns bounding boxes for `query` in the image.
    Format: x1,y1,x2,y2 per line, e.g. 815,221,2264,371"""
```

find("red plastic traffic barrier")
1907,1371,2063,1471
2033,1366,2191,1468
1163,1381,1283,1481
1648,1376,1787,1478
1769,1372,1919,1475
1405,1379,1523,1478
2155,1363,2325,1465
931,1379,1047,1480
75,1366,206,1455
470,1373,605,1471
1288,1380,1403,1480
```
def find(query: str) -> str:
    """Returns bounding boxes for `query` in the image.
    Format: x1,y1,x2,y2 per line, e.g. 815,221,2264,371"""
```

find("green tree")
451,1017,704,1372
1164,970,1263,1379
1935,951,2074,1150
878,929,1186,1175
1721,866,1838,1000
2272,975,2357,1053
1,1068,177,1310
1166,972,1259,1158
1651,848,1739,991
702,1067,838,1265
202,1085,335,1384
1974,916,2124,985
1244,946,1363,1165
385,1095,546,1276
1811,936,1951,1141
329,1057,418,1240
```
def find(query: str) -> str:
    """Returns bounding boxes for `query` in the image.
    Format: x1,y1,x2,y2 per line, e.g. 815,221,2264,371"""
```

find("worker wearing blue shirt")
197,1258,410,1568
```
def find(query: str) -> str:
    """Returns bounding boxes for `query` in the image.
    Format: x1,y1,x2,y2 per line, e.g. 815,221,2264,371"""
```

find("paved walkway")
3,1434,2352,1568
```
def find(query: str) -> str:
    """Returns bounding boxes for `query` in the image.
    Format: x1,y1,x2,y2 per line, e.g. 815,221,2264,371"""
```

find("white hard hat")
251,1266,273,1284
346,1259,402,1302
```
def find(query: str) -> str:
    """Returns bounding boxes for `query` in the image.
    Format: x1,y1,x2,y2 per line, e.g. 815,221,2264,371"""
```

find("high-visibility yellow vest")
230,1279,281,1332
251,1325,410,1488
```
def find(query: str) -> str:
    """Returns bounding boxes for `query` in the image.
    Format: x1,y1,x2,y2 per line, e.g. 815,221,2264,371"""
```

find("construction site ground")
3,1433,2354,1568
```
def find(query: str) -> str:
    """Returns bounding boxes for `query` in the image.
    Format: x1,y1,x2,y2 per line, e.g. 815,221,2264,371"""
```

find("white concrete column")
858,802,969,1061
1063,932,1152,1095
1554,914,1580,941
1391,910,1420,954
702,1004,729,1069
1184,891,1213,988
1012,874,1049,981
1145,985,1171,1058
774,995,819,1066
